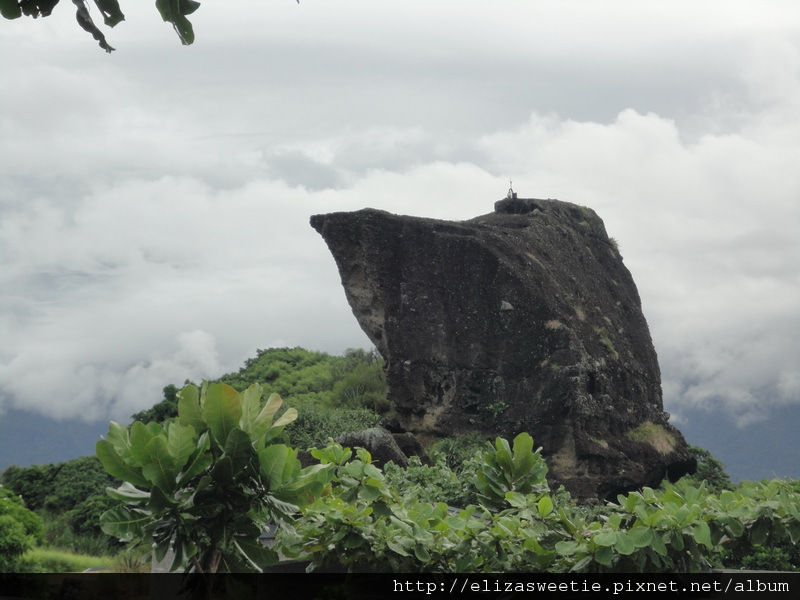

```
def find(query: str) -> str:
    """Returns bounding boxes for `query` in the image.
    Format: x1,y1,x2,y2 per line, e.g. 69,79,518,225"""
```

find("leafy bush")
677,445,734,494
428,432,487,470
0,487,45,572
97,382,331,573
383,456,479,508
277,433,800,574
284,404,381,451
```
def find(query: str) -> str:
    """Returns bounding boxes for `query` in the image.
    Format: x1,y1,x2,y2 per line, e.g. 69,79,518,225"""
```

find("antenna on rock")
507,179,517,199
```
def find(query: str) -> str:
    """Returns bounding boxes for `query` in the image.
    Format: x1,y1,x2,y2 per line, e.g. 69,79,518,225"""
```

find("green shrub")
0,487,45,572
278,435,800,574
284,404,381,451
97,382,330,573
428,432,487,470
383,456,479,508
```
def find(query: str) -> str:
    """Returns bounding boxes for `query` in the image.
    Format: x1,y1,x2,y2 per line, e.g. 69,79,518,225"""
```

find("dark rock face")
311,199,695,500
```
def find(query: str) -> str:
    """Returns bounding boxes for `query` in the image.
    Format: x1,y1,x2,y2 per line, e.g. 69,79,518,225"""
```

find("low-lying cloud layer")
1,1,798,430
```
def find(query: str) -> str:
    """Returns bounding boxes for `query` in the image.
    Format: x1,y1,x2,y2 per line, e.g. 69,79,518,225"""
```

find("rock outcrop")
311,198,695,500
335,427,412,468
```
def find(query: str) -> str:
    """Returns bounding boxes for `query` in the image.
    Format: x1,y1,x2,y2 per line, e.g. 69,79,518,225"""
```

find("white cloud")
1,0,798,430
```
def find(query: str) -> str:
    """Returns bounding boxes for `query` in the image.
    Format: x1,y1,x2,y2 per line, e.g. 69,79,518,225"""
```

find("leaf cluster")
96,382,331,573
278,433,800,573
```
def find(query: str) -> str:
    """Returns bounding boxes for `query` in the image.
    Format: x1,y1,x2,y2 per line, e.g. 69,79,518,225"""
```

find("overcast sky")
1,1,798,432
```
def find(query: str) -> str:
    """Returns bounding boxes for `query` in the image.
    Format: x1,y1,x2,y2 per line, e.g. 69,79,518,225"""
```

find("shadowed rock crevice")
311,198,695,501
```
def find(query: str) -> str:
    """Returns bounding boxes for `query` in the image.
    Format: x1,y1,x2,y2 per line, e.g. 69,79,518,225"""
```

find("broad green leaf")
511,432,534,473
256,393,283,426
650,532,668,556
202,382,242,446
130,421,159,465
719,490,737,510
141,436,178,493
363,463,383,480
176,432,212,486
357,481,383,502
555,540,580,556
153,536,172,563
148,485,177,512
493,438,514,480
387,538,411,556
209,455,234,485
224,427,256,473
106,421,134,460
100,505,151,539
167,422,197,469
259,444,294,490
692,521,713,548
96,439,150,488
614,531,636,555
414,544,431,563
750,517,769,545
273,407,298,428
537,495,554,518
627,526,654,548
594,530,617,547
106,481,151,502
238,383,263,434
721,515,744,538
594,545,614,567
234,537,279,570
178,384,204,430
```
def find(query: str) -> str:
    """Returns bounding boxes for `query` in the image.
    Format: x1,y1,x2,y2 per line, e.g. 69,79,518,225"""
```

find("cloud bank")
1,1,798,430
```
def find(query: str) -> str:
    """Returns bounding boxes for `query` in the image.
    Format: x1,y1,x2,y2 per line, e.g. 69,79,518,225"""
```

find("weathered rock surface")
311,199,695,500
336,427,411,468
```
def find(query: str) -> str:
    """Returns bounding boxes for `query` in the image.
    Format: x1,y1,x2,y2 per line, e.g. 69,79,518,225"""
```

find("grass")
626,422,676,455
21,547,116,573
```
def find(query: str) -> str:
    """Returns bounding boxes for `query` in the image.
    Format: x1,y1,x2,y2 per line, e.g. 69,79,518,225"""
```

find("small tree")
0,487,45,572
96,381,329,573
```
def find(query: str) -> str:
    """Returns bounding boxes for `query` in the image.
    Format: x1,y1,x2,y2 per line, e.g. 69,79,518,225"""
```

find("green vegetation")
681,445,734,494
20,547,114,573
4,346,799,573
428,431,487,470
280,434,800,573
485,400,509,419
97,381,330,573
594,326,619,359
0,487,44,572
625,422,676,455
1,346,386,572
1,456,120,557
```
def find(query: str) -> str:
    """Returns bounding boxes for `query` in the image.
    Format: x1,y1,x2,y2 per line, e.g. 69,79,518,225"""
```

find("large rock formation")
311,198,695,500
